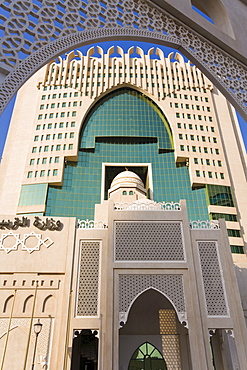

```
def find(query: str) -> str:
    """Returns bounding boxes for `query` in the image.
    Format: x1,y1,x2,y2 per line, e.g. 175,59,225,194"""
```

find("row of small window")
179,134,217,143
40,102,81,109
32,144,73,153
177,123,215,132
36,122,75,130
227,229,241,238
27,169,58,178
173,93,209,102
34,133,74,141
122,191,134,195
171,102,210,111
30,157,59,165
176,113,213,121
195,170,225,179
42,91,82,99
180,145,219,154
194,158,222,166
38,112,76,119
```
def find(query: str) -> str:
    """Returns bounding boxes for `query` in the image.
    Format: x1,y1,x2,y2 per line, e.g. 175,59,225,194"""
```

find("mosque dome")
109,170,147,196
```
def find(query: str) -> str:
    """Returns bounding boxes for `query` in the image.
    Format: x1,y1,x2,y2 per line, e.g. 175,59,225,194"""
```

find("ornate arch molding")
118,274,187,328
0,0,246,120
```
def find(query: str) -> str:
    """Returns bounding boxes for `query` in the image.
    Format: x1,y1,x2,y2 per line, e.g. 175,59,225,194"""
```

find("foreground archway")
0,1,246,121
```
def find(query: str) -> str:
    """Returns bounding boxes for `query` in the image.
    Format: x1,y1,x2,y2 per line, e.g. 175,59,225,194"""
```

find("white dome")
110,170,144,189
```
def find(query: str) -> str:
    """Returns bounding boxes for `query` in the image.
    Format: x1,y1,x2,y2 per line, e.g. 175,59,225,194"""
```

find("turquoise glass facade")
46,88,209,221
18,184,48,207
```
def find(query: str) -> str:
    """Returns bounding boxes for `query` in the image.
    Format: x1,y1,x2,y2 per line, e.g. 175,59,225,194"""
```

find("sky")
0,5,247,158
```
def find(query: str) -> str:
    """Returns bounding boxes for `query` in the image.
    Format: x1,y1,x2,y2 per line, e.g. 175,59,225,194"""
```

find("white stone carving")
0,1,246,119
0,231,20,253
0,231,54,253
77,219,108,229
190,220,220,229
114,201,181,211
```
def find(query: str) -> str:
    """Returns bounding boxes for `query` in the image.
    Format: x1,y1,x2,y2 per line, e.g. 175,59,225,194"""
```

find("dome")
110,170,145,190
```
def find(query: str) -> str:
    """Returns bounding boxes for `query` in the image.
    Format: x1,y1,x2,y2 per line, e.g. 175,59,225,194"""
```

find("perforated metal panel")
77,241,100,316
198,241,228,316
119,274,185,313
115,222,185,261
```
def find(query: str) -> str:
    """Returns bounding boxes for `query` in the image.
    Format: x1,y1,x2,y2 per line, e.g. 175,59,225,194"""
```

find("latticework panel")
77,241,100,316
119,274,185,313
159,309,182,369
198,241,228,316
115,222,185,261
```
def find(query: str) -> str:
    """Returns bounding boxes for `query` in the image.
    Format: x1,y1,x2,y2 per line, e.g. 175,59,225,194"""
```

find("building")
0,45,247,369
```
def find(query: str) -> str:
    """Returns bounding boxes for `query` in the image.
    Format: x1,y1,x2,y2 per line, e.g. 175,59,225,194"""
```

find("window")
176,113,180,118
209,117,213,122
220,173,224,179
218,160,222,167
44,146,49,152
38,114,42,120
192,146,196,152
190,135,194,140
52,94,56,98
56,145,61,151
53,169,58,176
187,114,191,119
70,132,74,138
204,147,208,153
62,102,66,107
68,144,73,150
73,102,77,106
215,149,219,154
63,93,67,98
61,112,65,117
196,170,200,177
175,103,179,108
179,134,183,139
74,92,78,97
196,105,200,110
48,123,52,129
198,115,202,120
40,104,44,110
180,145,184,151
194,158,198,164
27,171,32,178
55,157,59,163
40,170,45,177
32,147,37,153
213,137,217,143
202,136,206,142
34,136,39,141
206,159,210,165
208,171,212,178
41,95,46,100
49,113,54,118
122,191,127,195
129,191,134,195
177,123,181,128
46,134,50,140
36,125,41,130
71,122,75,127
42,158,47,164
72,111,76,117
58,133,62,139
189,124,193,129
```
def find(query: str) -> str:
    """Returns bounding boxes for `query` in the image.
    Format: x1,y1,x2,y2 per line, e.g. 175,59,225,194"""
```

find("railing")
77,219,108,229
189,220,220,229
114,201,181,211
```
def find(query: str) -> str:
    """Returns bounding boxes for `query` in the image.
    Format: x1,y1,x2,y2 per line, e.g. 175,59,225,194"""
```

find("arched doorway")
128,342,167,370
119,289,191,370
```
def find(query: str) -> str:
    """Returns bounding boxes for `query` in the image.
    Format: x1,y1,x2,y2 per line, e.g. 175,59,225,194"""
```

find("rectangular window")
58,133,62,139
177,123,181,128
202,136,206,142
48,123,52,129
69,144,73,150
41,95,46,100
215,149,219,154
46,134,50,140
192,146,196,152
198,115,202,120
220,173,224,179
53,169,58,176
56,145,61,151
62,102,66,107
73,101,77,106
194,158,198,164
179,134,183,139
189,124,193,129
187,114,191,119
27,171,33,178
72,111,76,117
180,145,184,151
206,159,210,165
49,113,54,118
74,92,78,97
208,171,212,178
218,160,222,167
196,170,200,177
190,135,194,140
42,158,47,164
36,125,41,130
34,136,39,141
51,103,55,108
52,94,56,98
61,112,65,117
71,121,75,127
55,157,59,163
176,113,180,118
209,117,213,122
70,132,74,138
40,170,45,177
185,104,189,109
63,93,67,98
204,147,208,153
213,137,217,143
40,104,44,110
44,146,49,152
32,147,37,153
38,114,42,120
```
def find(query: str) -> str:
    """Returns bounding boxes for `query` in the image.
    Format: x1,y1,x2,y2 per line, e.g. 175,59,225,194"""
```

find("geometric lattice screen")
119,274,186,314
159,309,182,369
198,241,228,316
115,222,185,261
77,241,100,316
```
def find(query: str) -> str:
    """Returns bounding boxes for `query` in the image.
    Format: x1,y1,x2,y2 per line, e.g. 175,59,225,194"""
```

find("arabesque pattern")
0,0,246,117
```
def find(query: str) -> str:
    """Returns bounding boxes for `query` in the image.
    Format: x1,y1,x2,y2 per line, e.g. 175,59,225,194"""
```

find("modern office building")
0,45,247,369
